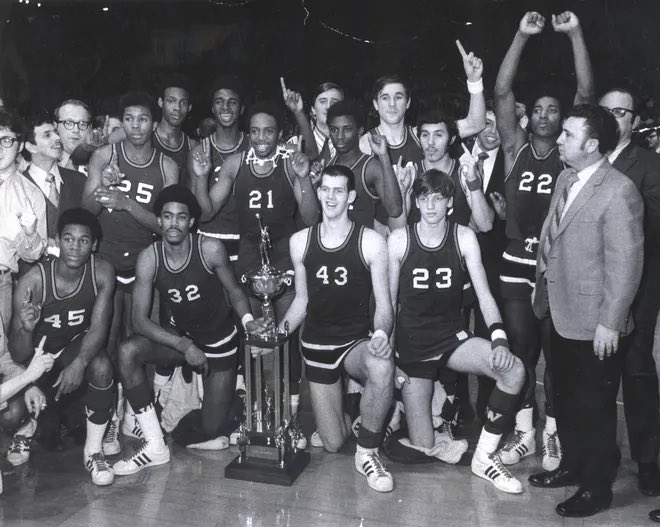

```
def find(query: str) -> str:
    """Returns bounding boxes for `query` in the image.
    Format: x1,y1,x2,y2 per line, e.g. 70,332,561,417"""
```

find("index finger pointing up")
280,77,288,98
455,39,468,59
24,287,32,304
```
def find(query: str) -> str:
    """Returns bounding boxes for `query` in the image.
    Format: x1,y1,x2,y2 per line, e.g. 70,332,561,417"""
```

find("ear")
348,189,357,205
188,103,193,115
278,130,283,141
373,99,379,113
359,126,365,136
449,135,456,145
633,114,641,131
91,240,98,252
447,196,454,210
240,105,245,116
24,140,37,155
189,217,195,229
586,138,599,154
406,97,411,110
157,217,162,229
158,97,164,109
152,121,158,132
55,234,61,249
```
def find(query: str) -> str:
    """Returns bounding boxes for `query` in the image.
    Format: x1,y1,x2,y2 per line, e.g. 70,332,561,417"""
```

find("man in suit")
599,87,660,496
529,104,644,517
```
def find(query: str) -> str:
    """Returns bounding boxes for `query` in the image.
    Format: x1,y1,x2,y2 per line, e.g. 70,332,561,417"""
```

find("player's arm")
199,152,240,222
359,133,373,155
552,12,594,104
161,155,180,187
454,40,487,139
83,144,113,215
15,181,47,262
363,229,394,336
8,268,43,364
366,137,403,218
460,150,494,232
387,227,406,312
289,152,321,226
281,78,320,160
278,230,309,334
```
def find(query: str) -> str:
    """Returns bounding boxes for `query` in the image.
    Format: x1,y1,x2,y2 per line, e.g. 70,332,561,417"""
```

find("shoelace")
501,430,525,452
365,452,389,479
104,422,119,443
544,432,560,458
9,436,30,453
439,420,456,441
489,453,514,478
88,453,110,472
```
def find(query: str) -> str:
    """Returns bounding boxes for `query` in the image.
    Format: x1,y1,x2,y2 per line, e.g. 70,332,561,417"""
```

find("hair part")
416,108,458,139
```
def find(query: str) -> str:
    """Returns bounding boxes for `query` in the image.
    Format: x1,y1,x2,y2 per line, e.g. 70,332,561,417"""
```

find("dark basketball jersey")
154,129,193,188
328,153,378,228
97,142,167,272
302,223,372,344
396,223,467,362
34,256,98,355
153,234,235,343
199,133,249,238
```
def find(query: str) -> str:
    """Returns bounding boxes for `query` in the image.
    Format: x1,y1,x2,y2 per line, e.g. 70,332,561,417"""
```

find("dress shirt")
28,162,62,197
607,139,631,164
472,143,499,192
561,157,605,221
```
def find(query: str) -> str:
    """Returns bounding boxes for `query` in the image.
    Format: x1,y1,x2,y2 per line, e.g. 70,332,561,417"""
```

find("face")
415,192,452,225
0,126,21,172
249,113,279,158
599,90,638,145
122,105,154,146
556,116,596,167
312,88,343,126
647,131,660,150
107,117,122,135
159,87,191,128
158,202,194,244
29,122,62,161
57,224,96,269
56,103,91,154
317,174,355,219
373,83,410,126
529,96,562,138
419,122,453,162
477,111,501,151
212,88,242,128
328,115,361,154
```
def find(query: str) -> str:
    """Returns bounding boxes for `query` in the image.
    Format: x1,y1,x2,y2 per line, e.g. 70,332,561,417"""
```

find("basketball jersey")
199,132,249,238
153,234,235,343
34,256,98,355
154,129,193,187
396,223,467,362
328,153,378,228
302,223,372,344
97,142,167,272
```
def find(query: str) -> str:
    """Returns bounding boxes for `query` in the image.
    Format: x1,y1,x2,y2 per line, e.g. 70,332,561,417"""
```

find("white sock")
85,420,108,457
515,407,534,432
356,444,377,455
235,374,245,392
16,417,37,438
134,405,166,449
476,429,501,455
545,416,557,434
291,394,299,416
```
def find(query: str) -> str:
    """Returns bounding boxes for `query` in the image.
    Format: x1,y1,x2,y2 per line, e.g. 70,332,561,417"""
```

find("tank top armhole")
90,255,98,296
232,151,247,195
408,126,421,148
504,142,529,183
401,225,411,265
152,243,160,284
197,235,214,274
301,226,314,265
357,226,370,271
453,224,468,272
38,262,47,304
283,155,296,190
159,153,167,185
362,156,380,201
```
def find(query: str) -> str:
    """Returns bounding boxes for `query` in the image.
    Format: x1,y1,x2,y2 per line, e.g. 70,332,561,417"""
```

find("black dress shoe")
556,487,612,518
639,471,660,496
650,509,660,523
529,468,578,488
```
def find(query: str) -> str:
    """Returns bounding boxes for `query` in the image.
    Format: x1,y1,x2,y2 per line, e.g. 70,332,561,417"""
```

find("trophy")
225,214,310,486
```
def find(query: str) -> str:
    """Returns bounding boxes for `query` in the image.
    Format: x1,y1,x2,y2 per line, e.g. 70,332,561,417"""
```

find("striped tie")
540,170,579,273
46,173,59,207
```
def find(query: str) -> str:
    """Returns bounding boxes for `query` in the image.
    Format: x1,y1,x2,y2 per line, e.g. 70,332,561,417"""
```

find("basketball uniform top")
35,256,98,355
153,234,235,343
396,223,467,362
328,153,378,228
97,142,167,272
154,129,193,188
302,223,372,344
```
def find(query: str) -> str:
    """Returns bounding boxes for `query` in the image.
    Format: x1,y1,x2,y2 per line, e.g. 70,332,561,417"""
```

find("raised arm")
551,11,594,104
366,135,403,218
455,40,487,139
288,152,320,226
278,230,310,334
281,77,320,160
191,147,240,222
387,157,415,230
83,144,114,215
8,269,43,364
460,147,495,232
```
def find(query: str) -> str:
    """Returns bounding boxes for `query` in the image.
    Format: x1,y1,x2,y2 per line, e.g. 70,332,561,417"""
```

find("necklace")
245,145,292,168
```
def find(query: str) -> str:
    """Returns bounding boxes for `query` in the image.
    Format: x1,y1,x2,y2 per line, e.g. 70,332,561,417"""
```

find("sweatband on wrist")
488,322,509,350
371,329,388,342
467,78,484,94
241,313,255,331
466,176,483,192
175,336,194,353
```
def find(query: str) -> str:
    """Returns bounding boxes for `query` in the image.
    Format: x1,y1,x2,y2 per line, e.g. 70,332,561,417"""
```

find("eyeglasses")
57,119,91,131
0,136,18,148
602,107,635,118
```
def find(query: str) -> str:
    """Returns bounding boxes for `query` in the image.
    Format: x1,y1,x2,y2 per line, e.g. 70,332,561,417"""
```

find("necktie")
540,170,579,273
46,173,59,207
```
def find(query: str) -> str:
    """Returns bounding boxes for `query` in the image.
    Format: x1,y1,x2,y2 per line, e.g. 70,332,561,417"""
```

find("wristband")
467,78,484,94
371,329,388,342
466,176,483,192
175,336,194,353
241,313,255,331
488,322,509,350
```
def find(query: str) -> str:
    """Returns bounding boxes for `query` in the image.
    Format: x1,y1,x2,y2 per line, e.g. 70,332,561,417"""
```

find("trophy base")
225,450,310,486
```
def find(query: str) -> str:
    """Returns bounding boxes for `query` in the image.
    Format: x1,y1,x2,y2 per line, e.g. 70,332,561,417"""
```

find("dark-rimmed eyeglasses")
0,136,18,148
57,119,91,131
602,107,635,118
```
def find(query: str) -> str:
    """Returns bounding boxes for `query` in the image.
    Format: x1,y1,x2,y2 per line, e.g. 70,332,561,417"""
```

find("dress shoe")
556,487,612,518
529,468,578,488
639,471,660,496
649,509,660,523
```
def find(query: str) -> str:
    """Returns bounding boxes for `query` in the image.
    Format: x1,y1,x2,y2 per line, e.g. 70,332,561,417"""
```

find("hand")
191,140,212,178
184,344,209,376
20,287,41,332
367,133,389,157
395,367,410,389
246,316,275,337
368,334,392,359
24,386,47,419
456,40,483,82
94,187,129,211
280,77,304,114
25,345,55,382
593,324,619,360
101,160,124,187
290,151,311,179
84,115,110,149
552,11,580,34
488,346,516,372
394,156,415,195
309,159,325,186
16,209,38,237
53,358,86,401
249,344,274,358
459,145,481,183
519,11,545,35
489,191,507,220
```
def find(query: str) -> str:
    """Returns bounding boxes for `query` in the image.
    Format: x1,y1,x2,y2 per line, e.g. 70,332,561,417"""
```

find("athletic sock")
84,381,114,455
476,429,502,455
515,406,534,432
125,384,166,449
356,423,383,450
544,415,557,434
484,387,518,436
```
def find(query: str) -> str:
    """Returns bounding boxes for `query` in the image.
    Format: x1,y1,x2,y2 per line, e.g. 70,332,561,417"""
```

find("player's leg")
401,377,434,448
309,378,351,453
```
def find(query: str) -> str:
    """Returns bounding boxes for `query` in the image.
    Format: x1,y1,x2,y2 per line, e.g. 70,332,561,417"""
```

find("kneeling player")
113,186,260,476
388,169,525,494
278,165,395,492
9,208,116,486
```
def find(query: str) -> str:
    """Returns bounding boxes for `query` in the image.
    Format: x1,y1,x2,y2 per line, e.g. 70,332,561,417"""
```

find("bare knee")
0,396,29,433
117,337,144,381
364,354,394,388
322,432,347,453
501,356,526,392
87,352,114,387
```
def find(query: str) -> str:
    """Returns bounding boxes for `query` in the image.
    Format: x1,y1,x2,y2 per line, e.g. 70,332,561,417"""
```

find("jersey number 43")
316,265,348,286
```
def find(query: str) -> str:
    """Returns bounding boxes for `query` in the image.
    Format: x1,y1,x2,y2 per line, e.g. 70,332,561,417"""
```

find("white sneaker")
498,429,536,465
310,430,324,448
7,435,32,466
113,441,170,476
102,420,121,456
354,449,394,492
229,429,241,446
433,431,469,465
542,430,562,471
85,452,115,486
121,411,144,440
471,449,523,494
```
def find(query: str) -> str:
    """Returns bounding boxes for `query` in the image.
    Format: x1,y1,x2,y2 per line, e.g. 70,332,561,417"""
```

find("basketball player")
494,11,594,469
9,208,116,486
389,169,525,493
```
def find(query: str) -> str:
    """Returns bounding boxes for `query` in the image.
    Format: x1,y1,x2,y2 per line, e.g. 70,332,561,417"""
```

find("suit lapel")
611,143,636,176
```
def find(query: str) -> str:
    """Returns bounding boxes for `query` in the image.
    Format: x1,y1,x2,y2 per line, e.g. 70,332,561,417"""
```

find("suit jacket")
532,159,644,340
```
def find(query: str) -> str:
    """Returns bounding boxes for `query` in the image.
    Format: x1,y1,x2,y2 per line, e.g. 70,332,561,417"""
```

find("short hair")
247,101,284,131
208,74,245,104
0,108,24,139
57,208,102,241
25,108,54,145
372,74,410,101
412,169,455,199
54,99,91,121
526,82,568,118
320,164,355,192
154,184,202,222
599,86,642,116
118,91,157,119
312,82,344,104
485,99,496,114
565,104,620,154
416,108,458,139
326,99,365,129
159,73,192,98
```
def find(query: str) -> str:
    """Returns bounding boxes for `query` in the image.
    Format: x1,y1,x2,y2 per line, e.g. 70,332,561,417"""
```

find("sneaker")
471,449,523,494
310,430,324,448
121,412,144,440
7,435,32,467
438,419,459,440
102,420,121,456
433,431,469,465
498,429,536,465
113,441,170,476
542,430,562,471
85,452,115,486
354,449,394,492
229,429,241,446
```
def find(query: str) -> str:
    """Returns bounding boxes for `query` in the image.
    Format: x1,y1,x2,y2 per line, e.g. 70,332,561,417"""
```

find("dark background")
1,0,659,132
